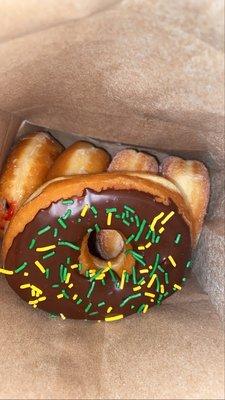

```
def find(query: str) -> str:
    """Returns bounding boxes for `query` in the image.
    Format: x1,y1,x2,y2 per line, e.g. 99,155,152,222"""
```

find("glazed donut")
2,173,195,321
0,132,63,236
108,149,158,174
47,141,111,180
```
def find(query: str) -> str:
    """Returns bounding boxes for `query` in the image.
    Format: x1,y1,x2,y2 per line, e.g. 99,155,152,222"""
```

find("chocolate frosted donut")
2,173,193,321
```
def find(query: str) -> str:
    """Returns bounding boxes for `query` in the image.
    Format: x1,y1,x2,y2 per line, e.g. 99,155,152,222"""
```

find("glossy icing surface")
5,189,192,321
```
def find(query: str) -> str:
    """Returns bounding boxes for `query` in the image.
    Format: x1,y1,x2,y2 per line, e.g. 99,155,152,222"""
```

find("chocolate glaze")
5,189,192,320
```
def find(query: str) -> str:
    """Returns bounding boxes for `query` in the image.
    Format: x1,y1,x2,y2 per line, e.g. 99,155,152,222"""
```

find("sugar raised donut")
0,132,63,237
2,173,194,321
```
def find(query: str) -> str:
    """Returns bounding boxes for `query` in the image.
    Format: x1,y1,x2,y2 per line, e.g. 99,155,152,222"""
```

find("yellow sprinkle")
60,313,66,320
150,299,154,303
140,269,149,274
147,273,157,288
71,264,78,269
168,255,176,267
31,289,36,297
161,211,175,225
119,270,126,290
95,274,105,280
57,293,64,299
148,265,153,270
0,268,14,275
133,285,142,292
105,314,124,322
143,304,149,314
29,299,38,305
36,292,40,298
160,284,165,294
35,261,46,274
140,279,146,285
73,294,78,301
107,261,112,268
107,306,113,314
145,241,152,249
159,227,165,234
36,245,56,252
89,269,96,273
23,272,29,276
81,204,89,217
149,212,165,231
174,284,182,290
102,266,110,274
145,292,155,298
65,272,71,284
20,283,31,289
68,283,74,289
38,296,46,302
107,212,112,226
138,245,145,251
33,304,38,309
31,285,43,294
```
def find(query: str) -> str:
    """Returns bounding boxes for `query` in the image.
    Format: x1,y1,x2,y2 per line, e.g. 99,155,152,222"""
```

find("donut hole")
79,230,134,277
88,229,124,261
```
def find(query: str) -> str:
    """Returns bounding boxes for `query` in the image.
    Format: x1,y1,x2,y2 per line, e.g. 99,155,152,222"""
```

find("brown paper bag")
0,1,224,399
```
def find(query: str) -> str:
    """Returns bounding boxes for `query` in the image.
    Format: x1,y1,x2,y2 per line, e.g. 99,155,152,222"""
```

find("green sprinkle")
137,277,145,285
52,284,60,288
130,216,134,223
91,205,98,216
182,277,187,282
57,218,67,229
132,266,137,284
89,311,99,316
157,294,163,304
85,270,90,278
101,279,106,286
38,225,51,235
85,303,92,313
122,219,130,226
156,277,160,292
145,229,152,240
121,212,125,219
124,205,135,213
157,265,165,273
151,231,156,243
62,289,70,299
63,267,68,281
98,301,106,307
165,272,169,285
87,227,94,233
131,305,135,309
127,250,146,266
109,269,118,284
125,272,130,283
53,228,58,238
49,312,58,318
106,207,117,213
125,210,129,219
126,233,135,244
62,209,72,220
135,215,140,227
77,218,81,223
134,219,147,241
95,224,100,233
175,233,182,244
90,269,103,282
186,260,192,269
62,199,74,205
78,264,83,272
87,281,96,298
164,291,169,297
150,253,160,277
66,257,71,265
15,262,28,273
58,240,80,251
155,235,161,244
76,298,83,305
115,214,121,219
43,251,55,260
28,239,36,250
137,304,145,314
120,293,141,307
45,268,50,279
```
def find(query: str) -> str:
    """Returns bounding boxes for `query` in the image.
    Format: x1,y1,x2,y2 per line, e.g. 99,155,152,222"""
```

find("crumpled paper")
0,1,224,399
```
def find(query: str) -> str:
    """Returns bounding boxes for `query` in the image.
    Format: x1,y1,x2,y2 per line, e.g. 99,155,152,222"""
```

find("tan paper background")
0,1,224,399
